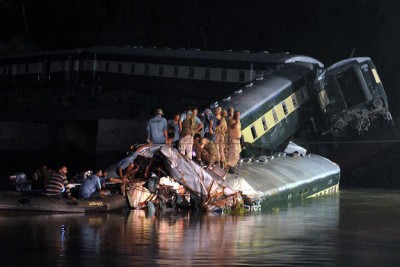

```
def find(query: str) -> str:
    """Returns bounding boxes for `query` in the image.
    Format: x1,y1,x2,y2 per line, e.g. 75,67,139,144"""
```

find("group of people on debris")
146,106,242,174
30,105,242,202
32,141,163,201
32,164,113,201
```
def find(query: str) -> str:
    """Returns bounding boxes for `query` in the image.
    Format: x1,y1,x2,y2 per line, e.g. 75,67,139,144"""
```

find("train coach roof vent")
223,96,231,101
285,56,324,68
245,82,253,87
235,89,243,94
210,102,219,108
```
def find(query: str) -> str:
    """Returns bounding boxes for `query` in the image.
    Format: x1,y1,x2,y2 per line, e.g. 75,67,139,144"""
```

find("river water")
0,188,399,266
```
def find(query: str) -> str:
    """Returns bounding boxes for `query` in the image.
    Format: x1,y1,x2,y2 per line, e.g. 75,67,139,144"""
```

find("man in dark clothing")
32,165,51,190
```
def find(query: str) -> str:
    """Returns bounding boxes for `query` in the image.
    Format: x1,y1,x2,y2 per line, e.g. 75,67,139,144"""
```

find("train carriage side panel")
215,62,319,151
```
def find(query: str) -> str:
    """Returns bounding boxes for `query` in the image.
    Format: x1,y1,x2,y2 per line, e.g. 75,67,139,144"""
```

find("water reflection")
0,190,399,266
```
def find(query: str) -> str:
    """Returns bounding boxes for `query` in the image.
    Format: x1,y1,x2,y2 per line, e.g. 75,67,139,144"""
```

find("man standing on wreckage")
227,110,241,174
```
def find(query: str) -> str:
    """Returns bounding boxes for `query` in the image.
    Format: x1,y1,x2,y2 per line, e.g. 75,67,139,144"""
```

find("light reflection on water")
0,189,400,266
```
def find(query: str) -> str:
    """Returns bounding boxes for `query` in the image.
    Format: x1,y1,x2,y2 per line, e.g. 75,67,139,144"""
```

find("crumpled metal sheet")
136,145,242,211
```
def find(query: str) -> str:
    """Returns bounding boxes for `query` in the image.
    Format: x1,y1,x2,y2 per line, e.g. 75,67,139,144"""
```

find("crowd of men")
32,106,241,201
146,106,242,174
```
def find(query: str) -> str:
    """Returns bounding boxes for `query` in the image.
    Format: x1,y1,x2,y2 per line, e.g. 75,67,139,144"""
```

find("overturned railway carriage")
315,57,391,136
212,60,321,151
214,57,391,154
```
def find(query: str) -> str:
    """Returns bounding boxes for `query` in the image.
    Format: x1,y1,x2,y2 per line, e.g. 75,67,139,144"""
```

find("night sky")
1,0,399,114
1,0,400,184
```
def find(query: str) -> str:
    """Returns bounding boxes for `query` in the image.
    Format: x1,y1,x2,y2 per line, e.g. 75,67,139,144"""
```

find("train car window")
158,65,163,76
105,62,109,72
188,67,194,79
205,68,210,80
261,116,268,131
291,94,298,108
221,69,227,81
60,61,65,71
272,109,279,123
173,66,179,77
8,66,12,75
282,101,288,115
130,64,135,73
118,63,122,73
144,64,149,75
251,125,258,139
24,64,29,73
239,70,245,82
335,67,365,107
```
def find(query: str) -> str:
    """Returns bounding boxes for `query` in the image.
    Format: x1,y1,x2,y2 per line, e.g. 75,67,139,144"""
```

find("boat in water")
0,191,126,213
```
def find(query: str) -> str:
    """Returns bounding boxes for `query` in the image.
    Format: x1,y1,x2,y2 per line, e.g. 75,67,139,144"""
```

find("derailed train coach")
315,57,392,136
213,56,392,154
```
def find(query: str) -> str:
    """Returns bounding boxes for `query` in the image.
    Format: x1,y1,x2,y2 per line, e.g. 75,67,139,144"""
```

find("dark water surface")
1,189,399,266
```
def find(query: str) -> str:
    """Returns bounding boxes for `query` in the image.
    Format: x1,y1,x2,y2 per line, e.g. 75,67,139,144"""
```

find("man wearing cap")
146,108,168,144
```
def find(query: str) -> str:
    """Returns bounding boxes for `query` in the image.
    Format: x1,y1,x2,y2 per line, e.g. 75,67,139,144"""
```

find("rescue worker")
179,106,203,159
227,110,241,174
204,108,216,141
192,133,203,163
146,108,168,144
214,107,227,168
196,137,218,168
167,112,180,148
79,170,105,199
227,107,234,120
